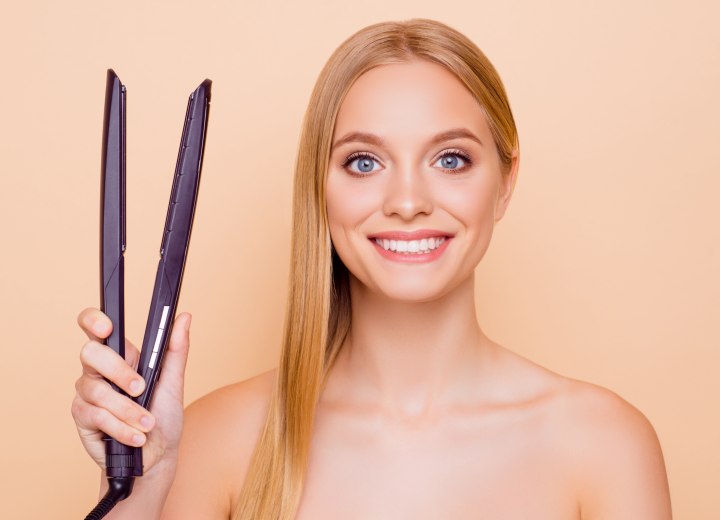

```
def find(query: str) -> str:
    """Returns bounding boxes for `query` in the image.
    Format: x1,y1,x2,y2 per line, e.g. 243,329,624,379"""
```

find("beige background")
0,0,717,518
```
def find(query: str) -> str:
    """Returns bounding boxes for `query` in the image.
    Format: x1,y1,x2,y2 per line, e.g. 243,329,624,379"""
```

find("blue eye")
342,152,381,176
433,150,472,173
341,149,473,177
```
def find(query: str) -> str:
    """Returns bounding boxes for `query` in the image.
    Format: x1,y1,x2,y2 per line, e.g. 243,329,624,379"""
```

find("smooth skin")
71,59,672,519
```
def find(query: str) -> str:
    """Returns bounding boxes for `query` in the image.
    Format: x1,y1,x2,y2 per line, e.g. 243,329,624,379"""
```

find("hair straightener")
85,69,211,520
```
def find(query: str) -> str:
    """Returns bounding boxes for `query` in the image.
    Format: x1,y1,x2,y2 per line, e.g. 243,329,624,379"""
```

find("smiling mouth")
372,236,447,254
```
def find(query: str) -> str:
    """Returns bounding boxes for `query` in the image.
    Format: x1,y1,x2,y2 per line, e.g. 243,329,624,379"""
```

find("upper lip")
367,229,454,240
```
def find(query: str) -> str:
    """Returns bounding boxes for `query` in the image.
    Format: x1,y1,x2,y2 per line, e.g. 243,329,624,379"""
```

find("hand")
71,307,192,476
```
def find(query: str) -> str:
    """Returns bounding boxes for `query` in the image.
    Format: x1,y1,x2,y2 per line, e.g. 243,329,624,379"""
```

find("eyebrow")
331,127,483,151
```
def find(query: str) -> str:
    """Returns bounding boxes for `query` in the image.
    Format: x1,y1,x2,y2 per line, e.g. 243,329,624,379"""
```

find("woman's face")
326,58,518,302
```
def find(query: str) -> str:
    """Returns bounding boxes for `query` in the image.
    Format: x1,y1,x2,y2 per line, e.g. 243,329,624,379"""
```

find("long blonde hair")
232,18,519,519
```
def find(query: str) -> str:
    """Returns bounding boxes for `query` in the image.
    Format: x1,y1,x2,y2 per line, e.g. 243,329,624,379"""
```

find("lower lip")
369,237,452,263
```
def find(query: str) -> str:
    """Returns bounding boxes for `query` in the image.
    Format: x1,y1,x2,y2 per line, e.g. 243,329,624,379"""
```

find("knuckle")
87,379,107,404
70,395,83,418
121,402,136,422
79,341,96,365
108,360,129,384
76,378,94,402
91,407,110,429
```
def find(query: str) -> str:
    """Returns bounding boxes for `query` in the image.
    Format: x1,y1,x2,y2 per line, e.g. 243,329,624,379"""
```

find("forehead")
333,59,491,146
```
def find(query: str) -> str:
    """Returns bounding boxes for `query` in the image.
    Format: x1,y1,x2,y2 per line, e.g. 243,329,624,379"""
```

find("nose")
381,163,433,221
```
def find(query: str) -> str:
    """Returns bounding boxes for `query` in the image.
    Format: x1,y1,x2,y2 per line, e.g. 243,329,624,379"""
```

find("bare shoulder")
548,377,672,519
184,366,277,428
162,367,278,519
491,345,671,518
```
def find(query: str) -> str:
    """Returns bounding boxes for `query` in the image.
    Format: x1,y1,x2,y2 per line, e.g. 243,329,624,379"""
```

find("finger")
156,313,192,399
74,377,155,434
78,308,139,367
77,307,113,342
72,396,148,447
125,338,140,371
80,340,147,397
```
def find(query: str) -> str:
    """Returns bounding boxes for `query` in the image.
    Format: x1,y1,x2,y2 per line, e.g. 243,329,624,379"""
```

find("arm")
160,369,277,519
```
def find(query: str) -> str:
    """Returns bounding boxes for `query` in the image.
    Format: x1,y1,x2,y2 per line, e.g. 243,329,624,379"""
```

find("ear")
494,148,520,223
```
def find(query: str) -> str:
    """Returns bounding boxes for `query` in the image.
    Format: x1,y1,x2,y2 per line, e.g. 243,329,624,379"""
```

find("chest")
294,407,580,520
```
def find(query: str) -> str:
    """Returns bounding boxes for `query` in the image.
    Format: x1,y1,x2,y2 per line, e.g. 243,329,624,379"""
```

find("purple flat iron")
86,69,211,519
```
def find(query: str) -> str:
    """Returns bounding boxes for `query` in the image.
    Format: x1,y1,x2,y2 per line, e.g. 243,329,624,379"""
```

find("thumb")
158,312,192,393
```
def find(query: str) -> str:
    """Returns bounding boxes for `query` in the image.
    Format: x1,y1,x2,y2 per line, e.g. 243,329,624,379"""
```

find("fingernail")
132,434,144,446
140,415,154,429
130,379,144,395
185,314,192,331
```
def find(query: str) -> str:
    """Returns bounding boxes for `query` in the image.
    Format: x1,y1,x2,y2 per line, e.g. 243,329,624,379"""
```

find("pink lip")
369,235,452,264
367,229,454,240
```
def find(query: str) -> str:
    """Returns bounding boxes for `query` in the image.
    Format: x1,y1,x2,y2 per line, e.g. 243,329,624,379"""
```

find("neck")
328,272,494,421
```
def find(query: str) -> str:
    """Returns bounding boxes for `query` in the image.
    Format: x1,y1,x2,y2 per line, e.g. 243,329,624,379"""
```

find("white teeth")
373,236,447,254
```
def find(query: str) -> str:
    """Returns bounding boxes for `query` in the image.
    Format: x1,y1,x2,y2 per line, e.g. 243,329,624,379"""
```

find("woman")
71,18,672,519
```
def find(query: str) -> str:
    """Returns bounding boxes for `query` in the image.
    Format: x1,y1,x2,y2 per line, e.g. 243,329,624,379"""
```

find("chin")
370,275,459,303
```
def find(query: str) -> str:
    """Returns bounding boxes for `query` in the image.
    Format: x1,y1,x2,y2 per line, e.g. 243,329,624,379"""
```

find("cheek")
435,175,497,231
325,173,379,281
325,172,378,226
325,172,378,239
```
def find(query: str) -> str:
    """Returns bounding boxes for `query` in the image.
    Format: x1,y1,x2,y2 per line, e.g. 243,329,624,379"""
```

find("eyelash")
341,148,473,176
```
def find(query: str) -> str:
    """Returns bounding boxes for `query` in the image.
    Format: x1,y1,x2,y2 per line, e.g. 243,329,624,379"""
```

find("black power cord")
84,435,142,519
84,476,135,519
